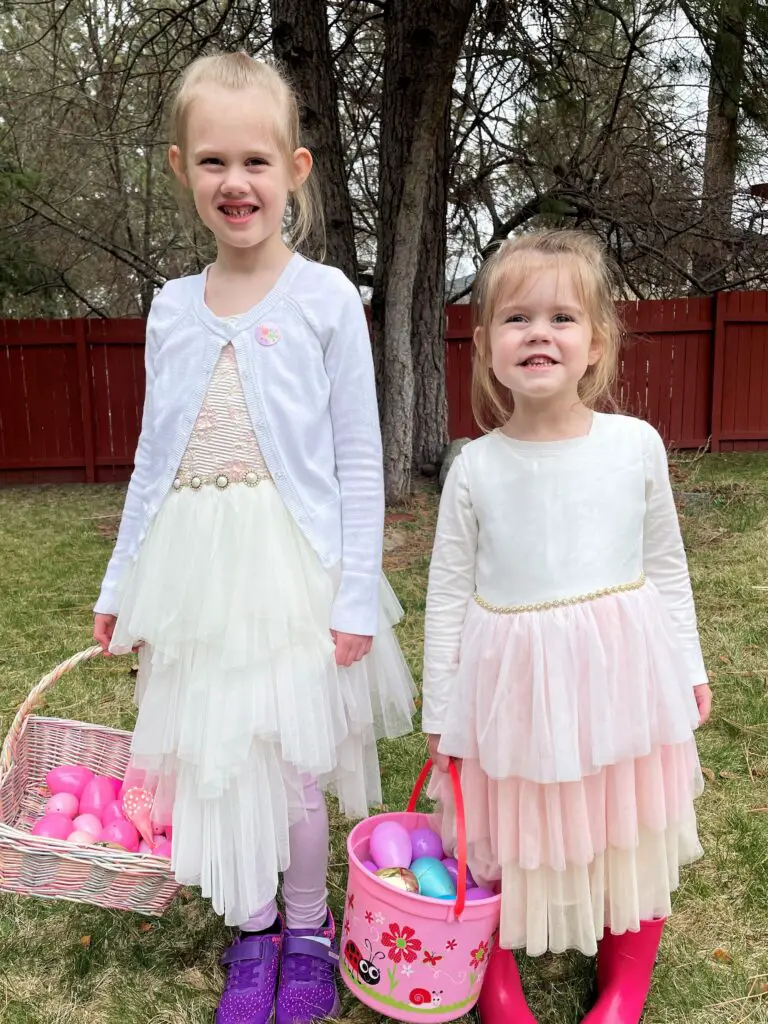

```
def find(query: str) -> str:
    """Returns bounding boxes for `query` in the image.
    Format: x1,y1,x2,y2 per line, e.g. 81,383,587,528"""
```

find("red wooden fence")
2,291,768,484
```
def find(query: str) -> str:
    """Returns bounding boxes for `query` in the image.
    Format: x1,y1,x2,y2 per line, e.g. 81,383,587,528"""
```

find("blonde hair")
169,51,323,252
471,230,622,432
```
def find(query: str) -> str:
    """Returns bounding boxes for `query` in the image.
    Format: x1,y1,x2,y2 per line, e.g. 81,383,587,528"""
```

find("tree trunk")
373,0,475,503
270,0,358,281
412,108,450,471
692,0,749,291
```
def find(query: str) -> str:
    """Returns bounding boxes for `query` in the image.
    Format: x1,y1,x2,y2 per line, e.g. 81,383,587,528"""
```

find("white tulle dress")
423,414,705,957
110,343,416,925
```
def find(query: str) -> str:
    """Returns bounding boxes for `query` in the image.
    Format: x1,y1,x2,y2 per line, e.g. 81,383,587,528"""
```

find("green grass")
1,455,768,1023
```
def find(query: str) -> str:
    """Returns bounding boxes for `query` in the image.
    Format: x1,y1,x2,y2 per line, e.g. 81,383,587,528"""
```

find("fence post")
75,319,96,483
709,291,725,453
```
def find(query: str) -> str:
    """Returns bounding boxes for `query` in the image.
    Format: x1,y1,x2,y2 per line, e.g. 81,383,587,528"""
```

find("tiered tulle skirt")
110,481,416,925
429,583,704,956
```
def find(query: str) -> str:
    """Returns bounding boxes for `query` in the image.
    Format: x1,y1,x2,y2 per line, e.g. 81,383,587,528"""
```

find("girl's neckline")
493,411,601,455
194,252,305,337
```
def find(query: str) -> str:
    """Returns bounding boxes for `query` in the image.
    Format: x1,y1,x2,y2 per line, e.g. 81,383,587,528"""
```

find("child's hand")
693,683,713,725
331,631,373,667
93,614,117,655
428,734,461,774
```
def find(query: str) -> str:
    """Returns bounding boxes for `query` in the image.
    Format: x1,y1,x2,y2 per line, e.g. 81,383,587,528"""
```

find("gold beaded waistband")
474,573,646,614
172,469,272,491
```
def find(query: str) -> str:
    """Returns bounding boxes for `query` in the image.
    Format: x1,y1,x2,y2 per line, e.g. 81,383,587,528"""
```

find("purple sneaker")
275,911,341,1024
216,919,283,1024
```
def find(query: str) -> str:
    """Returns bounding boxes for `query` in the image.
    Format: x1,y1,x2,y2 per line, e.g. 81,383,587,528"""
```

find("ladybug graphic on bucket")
345,938,385,985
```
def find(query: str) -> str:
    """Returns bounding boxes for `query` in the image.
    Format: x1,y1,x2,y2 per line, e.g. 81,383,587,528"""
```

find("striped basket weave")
0,646,180,915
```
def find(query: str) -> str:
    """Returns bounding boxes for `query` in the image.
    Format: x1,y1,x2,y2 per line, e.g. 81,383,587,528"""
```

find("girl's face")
169,85,311,253
480,263,601,406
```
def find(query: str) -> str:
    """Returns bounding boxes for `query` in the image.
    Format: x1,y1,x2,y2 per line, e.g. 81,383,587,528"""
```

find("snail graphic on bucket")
341,762,501,1023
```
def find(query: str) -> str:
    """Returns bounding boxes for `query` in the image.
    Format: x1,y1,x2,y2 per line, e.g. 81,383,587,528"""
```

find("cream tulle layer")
110,482,415,925
429,588,704,956
431,744,703,956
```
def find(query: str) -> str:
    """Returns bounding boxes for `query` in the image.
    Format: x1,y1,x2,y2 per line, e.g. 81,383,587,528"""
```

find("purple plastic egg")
31,813,74,840
45,792,79,819
441,856,476,888
409,827,444,861
464,886,496,901
369,821,412,869
361,859,379,874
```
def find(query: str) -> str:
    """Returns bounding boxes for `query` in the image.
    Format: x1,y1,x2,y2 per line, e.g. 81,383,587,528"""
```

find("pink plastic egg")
79,777,116,818
98,820,139,852
464,886,496,901
138,840,154,854
410,827,444,861
105,776,123,798
441,857,476,888
152,839,172,859
67,830,96,845
165,825,173,841
46,764,94,798
101,800,126,826
31,813,74,840
361,859,379,873
369,821,412,869
72,813,103,839
44,793,79,819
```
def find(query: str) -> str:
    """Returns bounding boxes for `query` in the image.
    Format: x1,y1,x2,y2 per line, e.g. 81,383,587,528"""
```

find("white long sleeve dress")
423,413,705,956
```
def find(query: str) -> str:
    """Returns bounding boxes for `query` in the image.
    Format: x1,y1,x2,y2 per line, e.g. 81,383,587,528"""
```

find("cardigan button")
191,476,202,490
215,474,229,489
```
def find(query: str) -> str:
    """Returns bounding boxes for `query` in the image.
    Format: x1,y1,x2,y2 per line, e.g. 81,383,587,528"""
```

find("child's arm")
641,423,711,722
92,296,164,641
423,453,479,754
323,277,384,645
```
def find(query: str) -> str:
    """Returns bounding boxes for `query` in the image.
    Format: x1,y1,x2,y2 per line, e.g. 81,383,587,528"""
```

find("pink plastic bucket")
341,761,501,1022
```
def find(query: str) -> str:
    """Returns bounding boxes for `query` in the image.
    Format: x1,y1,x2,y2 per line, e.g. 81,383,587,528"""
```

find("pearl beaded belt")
172,469,272,491
473,573,646,614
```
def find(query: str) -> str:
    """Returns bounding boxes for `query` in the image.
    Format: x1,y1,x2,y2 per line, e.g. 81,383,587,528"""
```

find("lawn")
1,452,768,1023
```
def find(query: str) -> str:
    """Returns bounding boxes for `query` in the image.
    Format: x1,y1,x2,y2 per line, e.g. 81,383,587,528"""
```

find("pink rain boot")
478,945,538,1024
582,918,666,1023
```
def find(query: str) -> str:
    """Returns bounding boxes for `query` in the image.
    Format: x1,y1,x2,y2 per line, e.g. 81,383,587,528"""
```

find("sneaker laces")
283,948,334,985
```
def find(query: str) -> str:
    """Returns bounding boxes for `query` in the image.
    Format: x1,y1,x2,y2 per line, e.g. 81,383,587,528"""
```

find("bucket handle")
406,759,467,917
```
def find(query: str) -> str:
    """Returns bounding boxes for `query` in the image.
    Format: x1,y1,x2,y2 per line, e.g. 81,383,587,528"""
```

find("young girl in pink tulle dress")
423,231,711,1024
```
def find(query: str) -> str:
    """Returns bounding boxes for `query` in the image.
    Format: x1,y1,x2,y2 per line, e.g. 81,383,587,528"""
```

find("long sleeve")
422,454,478,733
93,303,161,615
323,279,385,637
642,424,707,687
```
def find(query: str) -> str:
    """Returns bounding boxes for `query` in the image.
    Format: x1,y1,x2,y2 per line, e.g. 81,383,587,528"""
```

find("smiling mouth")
519,356,557,367
219,205,259,218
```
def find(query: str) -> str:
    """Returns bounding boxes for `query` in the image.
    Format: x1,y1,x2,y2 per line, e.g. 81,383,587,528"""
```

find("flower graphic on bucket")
381,922,422,964
469,940,489,969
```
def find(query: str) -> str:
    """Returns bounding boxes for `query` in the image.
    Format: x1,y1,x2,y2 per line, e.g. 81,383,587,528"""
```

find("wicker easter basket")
0,646,180,915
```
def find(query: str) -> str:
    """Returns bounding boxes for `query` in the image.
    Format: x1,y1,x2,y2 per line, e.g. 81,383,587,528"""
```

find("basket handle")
0,645,103,777
406,758,467,917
